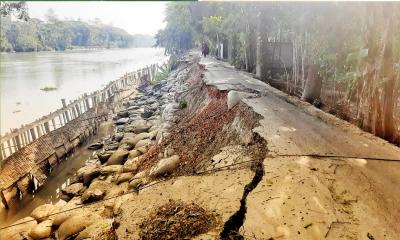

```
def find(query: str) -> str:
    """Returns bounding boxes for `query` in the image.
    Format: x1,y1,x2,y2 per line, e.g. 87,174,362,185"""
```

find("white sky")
27,1,167,35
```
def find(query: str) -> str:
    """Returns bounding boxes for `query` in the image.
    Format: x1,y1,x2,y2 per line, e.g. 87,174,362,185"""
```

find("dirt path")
200,54,400,239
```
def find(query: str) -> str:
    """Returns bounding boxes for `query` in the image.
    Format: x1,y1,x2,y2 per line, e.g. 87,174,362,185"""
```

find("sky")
27,1,167,35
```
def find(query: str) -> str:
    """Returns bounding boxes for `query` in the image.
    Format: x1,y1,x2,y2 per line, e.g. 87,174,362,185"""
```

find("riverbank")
1,52,400,239
0,48,166,135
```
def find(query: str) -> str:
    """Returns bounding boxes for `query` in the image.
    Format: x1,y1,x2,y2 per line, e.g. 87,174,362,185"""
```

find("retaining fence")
0,64,160,161
0,63,161,209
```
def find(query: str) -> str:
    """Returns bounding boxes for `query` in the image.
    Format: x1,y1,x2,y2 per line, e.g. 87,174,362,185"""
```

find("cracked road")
200,54,400,239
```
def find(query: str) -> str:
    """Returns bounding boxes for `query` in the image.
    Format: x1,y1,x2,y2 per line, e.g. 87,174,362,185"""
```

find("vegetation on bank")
155,2,400,145
0,15,133,52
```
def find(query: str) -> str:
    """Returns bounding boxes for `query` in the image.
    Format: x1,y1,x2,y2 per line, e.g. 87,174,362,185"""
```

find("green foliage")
0,16,134,52
0,1,29,21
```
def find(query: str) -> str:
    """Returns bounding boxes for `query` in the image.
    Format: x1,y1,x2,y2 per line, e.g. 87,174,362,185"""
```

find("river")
0,47,166,135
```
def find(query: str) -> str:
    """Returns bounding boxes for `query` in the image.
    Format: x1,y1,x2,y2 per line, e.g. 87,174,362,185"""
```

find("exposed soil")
139,62,261,176
139,199,218,240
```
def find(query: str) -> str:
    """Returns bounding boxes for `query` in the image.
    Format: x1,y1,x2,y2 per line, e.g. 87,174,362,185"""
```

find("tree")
0,1,29,21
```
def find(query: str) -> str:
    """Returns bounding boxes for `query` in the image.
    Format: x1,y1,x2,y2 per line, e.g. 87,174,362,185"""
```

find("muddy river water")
0,47,166,135
0,47,164,227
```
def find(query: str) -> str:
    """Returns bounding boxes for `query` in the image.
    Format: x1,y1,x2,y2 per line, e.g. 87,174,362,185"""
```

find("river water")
0,48,166,135
0,48,165,227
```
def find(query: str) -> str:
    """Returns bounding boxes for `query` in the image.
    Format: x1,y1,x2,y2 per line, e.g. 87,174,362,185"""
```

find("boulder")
115,172,135,184
135,139,152,148
106,149,129,165
128,149,142,159
56,213,98,240
149,155,181,177
81,180,112,203
1,217,37,240
61,183,84,197
100,165,123,175
31,204,59,222
75,219,116,240
115,117,129,125
29,220,52,239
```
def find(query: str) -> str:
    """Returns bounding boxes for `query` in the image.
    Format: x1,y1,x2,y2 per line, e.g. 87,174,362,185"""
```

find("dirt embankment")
0,54,268,240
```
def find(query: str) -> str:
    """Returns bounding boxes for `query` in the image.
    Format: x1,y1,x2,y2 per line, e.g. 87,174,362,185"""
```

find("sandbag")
29,220,52,239
106,149,129,165
30,204,59,222
0,217,37,240
56,213,98,240
149,155,181,177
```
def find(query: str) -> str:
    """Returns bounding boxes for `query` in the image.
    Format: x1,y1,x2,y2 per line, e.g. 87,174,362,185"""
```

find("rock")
29,220,52,239
106,149,129,165
114,132,124,142
100,165,123,175
56,213,98,240
1,217,37,240
31,204,59,222
149,130,158,140
149,155,181,177
61,183,84,197
128,149,142,159
141,108,154,119
116,172,135,184
135,138,152,148
81,180,112,203
87,142,103,150
75,219,116,240
117,111,129,118
115,117,130,125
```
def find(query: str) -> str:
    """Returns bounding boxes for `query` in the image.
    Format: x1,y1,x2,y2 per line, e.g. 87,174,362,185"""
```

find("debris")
139,200,218,240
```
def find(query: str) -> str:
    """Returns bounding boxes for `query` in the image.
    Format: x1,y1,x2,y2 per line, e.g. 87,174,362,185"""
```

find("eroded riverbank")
2,52,400,240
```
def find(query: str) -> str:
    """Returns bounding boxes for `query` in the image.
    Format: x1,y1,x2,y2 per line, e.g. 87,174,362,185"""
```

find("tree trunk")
255,11,268,80
301,64,322,103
